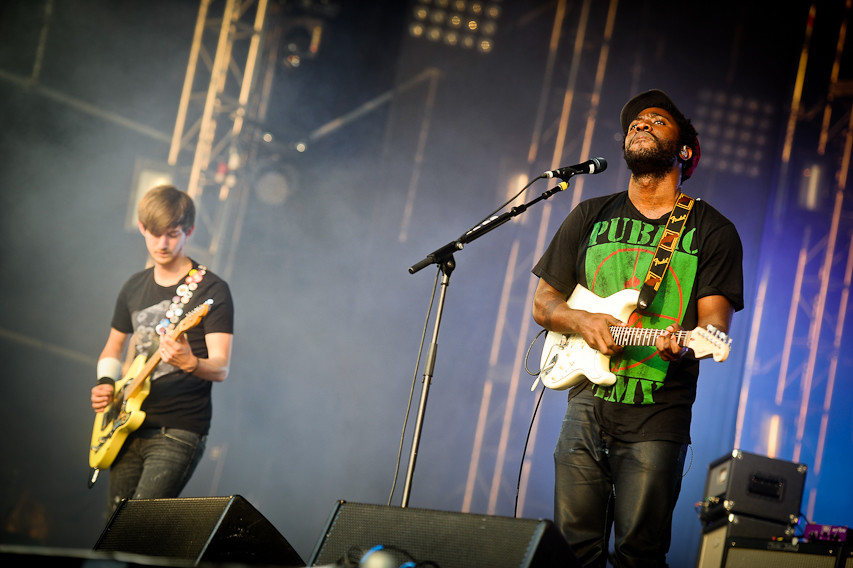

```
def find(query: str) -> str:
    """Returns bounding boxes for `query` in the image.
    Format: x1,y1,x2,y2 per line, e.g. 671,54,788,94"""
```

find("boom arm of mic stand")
407,180,568,274
408,240,463,274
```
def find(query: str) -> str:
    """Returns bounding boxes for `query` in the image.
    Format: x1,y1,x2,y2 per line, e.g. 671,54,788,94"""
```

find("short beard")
624,135,679,180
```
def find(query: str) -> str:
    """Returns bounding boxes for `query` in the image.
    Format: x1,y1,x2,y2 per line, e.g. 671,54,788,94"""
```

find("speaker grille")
96,497,232,561
310,501,575,568
725,547,837,568
94,495,303,566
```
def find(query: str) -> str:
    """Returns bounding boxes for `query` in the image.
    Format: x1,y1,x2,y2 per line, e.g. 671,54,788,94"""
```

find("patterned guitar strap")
637,192,695,310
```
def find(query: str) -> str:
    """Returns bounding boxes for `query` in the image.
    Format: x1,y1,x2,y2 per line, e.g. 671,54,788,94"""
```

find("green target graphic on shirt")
583,217,698,404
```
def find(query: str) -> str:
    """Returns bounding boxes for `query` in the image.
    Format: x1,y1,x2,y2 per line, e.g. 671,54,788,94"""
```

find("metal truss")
460,0,619,516
167,0,279,277
734,1,853,523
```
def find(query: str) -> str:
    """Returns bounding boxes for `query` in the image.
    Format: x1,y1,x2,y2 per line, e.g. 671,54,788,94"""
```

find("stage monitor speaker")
93,495,304,566
1,545,188,566
308,501,578,568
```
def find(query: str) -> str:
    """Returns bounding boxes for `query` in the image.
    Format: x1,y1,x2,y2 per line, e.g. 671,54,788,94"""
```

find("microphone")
542,157,607,179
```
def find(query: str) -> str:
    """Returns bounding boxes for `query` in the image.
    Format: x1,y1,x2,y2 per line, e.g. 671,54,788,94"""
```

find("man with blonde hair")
90,185,234,514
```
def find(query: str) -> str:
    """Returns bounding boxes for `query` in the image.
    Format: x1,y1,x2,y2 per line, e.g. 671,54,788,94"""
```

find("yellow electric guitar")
535,284,732,391
89,301,211,470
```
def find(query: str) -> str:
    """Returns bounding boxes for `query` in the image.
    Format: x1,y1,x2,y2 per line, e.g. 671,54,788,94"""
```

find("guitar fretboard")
610,326,689,347
120,351,163,404
116,299,212,405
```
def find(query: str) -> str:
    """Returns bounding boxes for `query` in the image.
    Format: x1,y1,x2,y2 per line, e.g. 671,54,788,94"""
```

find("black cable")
513,330,549,518
525,329,547,377
460,176,540,243
514,381,547,518
387,266,442,506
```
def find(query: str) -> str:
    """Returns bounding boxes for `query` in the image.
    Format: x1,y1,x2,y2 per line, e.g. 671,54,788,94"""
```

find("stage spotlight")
409,21,426,39
252,158,299,206
281,17,324,68
127,159,177,231
798,163,827,211
693,90,775,178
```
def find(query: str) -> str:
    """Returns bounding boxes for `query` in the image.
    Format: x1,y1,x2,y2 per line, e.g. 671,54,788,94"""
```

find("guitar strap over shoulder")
637,192,695,310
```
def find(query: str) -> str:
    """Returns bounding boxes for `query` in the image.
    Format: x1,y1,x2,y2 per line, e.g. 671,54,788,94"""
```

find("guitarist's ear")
185,225,195,238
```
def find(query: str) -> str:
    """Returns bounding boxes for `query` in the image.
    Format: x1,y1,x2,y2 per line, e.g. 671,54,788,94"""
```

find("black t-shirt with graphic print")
532,191,743,444
111,260,234,435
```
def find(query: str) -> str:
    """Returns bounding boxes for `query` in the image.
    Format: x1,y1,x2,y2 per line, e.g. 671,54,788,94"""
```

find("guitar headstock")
172,299,214,337
687,324,732,362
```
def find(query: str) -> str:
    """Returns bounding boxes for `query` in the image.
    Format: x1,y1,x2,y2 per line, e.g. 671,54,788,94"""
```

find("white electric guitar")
535,284,732,391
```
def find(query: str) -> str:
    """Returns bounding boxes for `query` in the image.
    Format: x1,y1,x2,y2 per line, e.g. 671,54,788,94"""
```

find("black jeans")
108,427,206,516
554,389,686,568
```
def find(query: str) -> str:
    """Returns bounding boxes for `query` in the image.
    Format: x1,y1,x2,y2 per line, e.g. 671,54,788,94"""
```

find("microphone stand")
400,178,570,507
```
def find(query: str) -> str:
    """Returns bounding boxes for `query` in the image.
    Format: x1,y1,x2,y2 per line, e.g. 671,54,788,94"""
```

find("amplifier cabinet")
721,538,839,568
703,449,807,525
697,515,794,568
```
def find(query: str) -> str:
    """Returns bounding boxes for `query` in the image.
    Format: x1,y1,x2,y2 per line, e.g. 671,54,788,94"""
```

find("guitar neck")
119,325,190,402
121,352,162,401
610,326,689,347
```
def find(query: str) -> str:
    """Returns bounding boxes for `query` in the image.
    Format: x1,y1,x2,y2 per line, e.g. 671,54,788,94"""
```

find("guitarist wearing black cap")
531,90,743,567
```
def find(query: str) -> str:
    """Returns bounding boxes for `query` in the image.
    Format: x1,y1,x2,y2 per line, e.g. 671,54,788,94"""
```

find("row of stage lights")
408,0,502,53
691,90,775,179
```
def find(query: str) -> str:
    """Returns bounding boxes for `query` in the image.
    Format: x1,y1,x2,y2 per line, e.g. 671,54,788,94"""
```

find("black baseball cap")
620,89,700,180
620,89,686,132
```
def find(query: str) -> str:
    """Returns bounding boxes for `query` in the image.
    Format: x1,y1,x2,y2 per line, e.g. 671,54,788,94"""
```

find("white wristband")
97,357,122,384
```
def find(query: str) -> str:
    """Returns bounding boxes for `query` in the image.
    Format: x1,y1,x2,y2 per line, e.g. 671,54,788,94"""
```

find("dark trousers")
554,390,686,568
108,427,206,516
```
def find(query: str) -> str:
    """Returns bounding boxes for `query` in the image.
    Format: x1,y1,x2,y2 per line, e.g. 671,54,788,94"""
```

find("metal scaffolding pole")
166,0,275,276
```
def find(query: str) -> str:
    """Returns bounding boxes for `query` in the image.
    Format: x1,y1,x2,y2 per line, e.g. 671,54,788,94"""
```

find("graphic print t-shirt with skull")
533,192,743,444
110,262,234,435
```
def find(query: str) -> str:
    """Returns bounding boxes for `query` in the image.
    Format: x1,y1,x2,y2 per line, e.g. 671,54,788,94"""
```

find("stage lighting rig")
408,0,501,54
